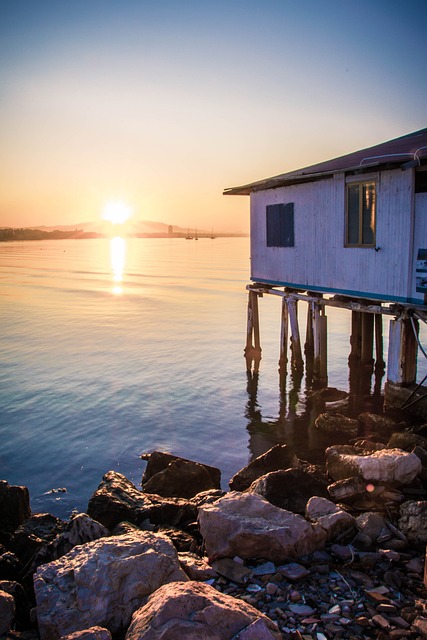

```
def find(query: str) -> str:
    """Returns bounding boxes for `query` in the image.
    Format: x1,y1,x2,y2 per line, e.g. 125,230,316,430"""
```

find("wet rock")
10,513,66,565
398,500,427,544
248,468,330,515
142,458,221,499
87,471,197,530
314,412,359,437
358,412,405,435
388,431,427,451
0,481,31,535
198,491,326,562
305,497,356,540
327,476,367,502
34,531,188,640
229,445,299,492
125,581,281,640
59,628,112,640
325,446,422,485
141,451,221,497
0,589,15,635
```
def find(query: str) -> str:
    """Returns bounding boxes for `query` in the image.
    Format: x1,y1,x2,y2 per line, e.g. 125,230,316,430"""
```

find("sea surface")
1,237,426,519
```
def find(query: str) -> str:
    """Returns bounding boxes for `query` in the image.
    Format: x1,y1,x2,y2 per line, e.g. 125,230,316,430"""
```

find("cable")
410,316,427,360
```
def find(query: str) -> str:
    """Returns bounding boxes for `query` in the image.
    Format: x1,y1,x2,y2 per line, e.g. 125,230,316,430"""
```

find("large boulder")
141,451,221,498
87,471,197,529
248,468,329,514
398,501,427,545
229,445,299,492
198,492,326,562
34,531,188,640
0,480,31,534
125,581,281,640
358,412,405,435
314,413,359,437
325,446,422,486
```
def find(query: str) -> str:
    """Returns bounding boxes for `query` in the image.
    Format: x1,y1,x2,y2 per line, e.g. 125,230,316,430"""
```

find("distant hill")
1,220,248,240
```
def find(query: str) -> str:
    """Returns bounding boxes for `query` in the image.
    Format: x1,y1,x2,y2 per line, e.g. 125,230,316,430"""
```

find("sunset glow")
0,2,426,232
102,202,133,226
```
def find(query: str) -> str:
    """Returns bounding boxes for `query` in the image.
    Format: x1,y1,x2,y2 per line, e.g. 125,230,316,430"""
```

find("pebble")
206,542,427,639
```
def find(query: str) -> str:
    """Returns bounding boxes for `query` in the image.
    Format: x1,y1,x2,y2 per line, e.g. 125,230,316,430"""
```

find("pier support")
305,299,327,386
244,290,262,373
387,317,419,386
288,298,304,372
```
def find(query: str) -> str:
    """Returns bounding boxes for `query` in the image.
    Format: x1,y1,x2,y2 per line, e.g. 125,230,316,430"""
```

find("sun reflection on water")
110,236,127,294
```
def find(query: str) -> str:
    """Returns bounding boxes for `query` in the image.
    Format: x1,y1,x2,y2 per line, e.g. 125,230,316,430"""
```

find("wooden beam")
288,298,303,371
387,318,418,386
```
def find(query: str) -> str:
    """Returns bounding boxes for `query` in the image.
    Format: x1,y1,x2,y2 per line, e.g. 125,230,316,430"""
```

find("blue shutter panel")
266,203,294,247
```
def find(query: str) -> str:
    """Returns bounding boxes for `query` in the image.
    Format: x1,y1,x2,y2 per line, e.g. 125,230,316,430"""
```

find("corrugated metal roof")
224,127,427,195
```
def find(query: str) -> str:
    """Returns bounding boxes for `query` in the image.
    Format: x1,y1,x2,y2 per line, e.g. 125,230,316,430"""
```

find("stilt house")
224,128,427,400
225,128,427,304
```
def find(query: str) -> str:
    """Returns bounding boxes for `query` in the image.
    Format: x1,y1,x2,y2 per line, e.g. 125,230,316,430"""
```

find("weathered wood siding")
411,192,427,302
250,169,417,302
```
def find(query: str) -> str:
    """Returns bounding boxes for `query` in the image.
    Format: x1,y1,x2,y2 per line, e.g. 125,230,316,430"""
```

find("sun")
102,201,133,225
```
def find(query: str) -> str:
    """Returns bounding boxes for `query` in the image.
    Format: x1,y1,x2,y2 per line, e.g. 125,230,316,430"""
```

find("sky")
0,0,426,233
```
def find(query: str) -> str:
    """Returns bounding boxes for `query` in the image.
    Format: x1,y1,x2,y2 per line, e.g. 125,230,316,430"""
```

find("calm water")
1,237,425,519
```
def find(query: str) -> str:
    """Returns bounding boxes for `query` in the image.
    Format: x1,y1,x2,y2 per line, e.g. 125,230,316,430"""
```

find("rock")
229,445,299,492
141,451,221,497
277,562,310,581
358,412,405,435
0,481,31,534
0,589,15,635
33,513,109,568
0,579,31,629
0,551,21,581
398,501,427,544
155,526,198,552
212,558,252,584
178,552,217,581
314,413,359,437
87,471,196,530
325,446,422,485
355,512,386,543
10,513,66,564
305,497,356,540
388,431,427,451
34,531,188,640
248,468,330,515
327,477,367,502
198,491,326,562
412,616,427,638
125,581,281,639
59,628,112,640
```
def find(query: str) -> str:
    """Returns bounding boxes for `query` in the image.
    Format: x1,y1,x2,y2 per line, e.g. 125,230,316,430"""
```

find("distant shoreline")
0,228,248,242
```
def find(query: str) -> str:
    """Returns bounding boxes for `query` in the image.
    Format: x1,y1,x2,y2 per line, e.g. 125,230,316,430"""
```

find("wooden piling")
244,290,262,372
374,312,385,370
349,310,362,361
387,317,419,386
288,298,303,372
361,312,374,366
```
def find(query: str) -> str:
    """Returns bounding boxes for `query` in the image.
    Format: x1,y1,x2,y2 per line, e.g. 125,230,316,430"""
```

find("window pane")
347,184,359,245
362,183,375,245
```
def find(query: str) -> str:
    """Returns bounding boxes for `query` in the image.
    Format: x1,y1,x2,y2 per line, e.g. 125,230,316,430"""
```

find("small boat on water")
195,229,198,240
185,228,193,240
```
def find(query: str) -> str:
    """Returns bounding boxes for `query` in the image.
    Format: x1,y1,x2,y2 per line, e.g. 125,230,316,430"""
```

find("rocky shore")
1,406,427,639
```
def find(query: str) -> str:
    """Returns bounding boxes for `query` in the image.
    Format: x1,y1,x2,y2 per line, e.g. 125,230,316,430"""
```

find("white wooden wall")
411,192,427,302
250,169,419,303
